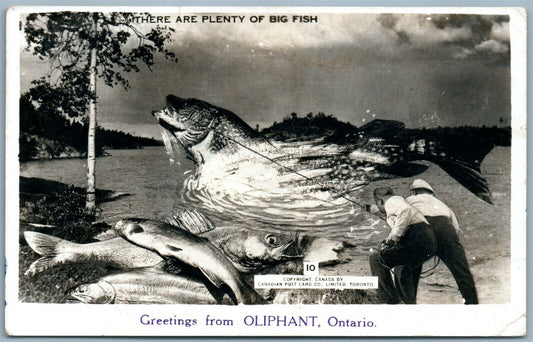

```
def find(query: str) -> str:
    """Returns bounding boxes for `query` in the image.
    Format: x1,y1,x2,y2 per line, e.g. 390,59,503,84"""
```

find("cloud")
377,14,473,47
491,22,510,42
475,39,509,53
19,12,511,131
395,15,473,45
454,47,474,59
453,20,509,59
376,13,509,60
170,13,381,50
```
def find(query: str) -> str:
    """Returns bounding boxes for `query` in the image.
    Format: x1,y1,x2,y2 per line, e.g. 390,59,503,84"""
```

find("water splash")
168,140,384,240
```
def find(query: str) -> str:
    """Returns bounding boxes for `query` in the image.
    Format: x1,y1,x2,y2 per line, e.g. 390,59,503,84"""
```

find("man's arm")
449,209,461,234
386,205,411,243
365,204,386,221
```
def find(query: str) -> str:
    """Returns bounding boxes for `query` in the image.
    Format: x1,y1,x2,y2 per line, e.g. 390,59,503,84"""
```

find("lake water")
20,147,197,223
20,145,380,242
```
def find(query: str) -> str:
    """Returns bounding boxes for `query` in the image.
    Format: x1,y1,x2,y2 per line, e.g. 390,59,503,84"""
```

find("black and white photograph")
4,7,526,336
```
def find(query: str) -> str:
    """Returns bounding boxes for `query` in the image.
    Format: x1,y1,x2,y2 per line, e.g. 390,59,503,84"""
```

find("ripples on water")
179,140,384,241
20,145,383,243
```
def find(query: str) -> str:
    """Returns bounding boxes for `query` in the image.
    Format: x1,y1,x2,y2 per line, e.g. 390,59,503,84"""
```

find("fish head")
153,95,219,149
114,218,151,237
67,281,115,304
217,229,303,273
114,218,176,256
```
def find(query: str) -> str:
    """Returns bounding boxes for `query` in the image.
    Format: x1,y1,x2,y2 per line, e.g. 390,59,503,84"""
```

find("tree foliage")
24,12,179,217
24,12,178,117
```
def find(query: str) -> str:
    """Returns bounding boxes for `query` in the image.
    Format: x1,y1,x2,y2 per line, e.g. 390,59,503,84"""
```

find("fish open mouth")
230,238,304,273
152,109,185,135
272,239,304,261
153,110,192,163
65,282,116,304
157,117,183,134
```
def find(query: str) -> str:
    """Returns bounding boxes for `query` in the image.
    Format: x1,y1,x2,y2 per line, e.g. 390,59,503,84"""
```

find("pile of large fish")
24,209,321,305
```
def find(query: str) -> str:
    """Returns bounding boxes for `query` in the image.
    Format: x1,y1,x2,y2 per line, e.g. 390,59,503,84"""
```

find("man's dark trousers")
369,222,436,304
412,216,478,304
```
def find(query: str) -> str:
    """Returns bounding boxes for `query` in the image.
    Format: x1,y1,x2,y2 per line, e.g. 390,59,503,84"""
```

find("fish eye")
77,285,87,293
265,234,279,245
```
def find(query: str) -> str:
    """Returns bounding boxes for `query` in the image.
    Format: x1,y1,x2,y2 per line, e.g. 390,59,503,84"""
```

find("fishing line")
208,125,386,221
419,256,441,278
165,111,386,221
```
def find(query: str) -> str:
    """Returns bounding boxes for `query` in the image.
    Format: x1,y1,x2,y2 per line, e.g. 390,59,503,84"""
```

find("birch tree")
24,12,178,218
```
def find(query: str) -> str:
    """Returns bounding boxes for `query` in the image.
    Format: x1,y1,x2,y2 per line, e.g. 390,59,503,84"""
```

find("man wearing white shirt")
369,187,436,304
406,179,478,304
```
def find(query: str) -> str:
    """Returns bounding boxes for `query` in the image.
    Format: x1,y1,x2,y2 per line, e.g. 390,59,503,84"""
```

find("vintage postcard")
5,6,526,336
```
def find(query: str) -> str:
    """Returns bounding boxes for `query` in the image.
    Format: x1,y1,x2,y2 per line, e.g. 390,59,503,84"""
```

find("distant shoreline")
19,145,166,162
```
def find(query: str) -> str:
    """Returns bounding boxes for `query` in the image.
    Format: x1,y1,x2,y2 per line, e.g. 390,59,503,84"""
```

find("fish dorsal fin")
167,209,216,235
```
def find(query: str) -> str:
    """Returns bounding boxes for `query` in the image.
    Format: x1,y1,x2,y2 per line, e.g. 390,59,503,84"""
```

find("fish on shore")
67,269,234,304
202,227,303,273
23,231,164,276
168,209,304,273
23,210,307,277
114,218,267,305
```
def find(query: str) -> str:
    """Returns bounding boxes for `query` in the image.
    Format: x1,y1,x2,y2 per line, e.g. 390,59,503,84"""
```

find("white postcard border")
4,6,527,337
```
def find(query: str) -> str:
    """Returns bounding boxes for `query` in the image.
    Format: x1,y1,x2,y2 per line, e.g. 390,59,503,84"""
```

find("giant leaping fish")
153,94,506,206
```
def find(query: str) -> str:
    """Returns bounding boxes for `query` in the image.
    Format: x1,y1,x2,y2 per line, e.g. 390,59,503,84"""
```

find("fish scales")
103,272,227,304
23,209,304,277
23,232,163,276
153,94,494,214
69,270,233,304
114,218,267,304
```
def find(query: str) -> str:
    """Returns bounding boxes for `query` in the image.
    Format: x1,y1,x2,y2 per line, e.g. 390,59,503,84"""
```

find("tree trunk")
85,25,98,219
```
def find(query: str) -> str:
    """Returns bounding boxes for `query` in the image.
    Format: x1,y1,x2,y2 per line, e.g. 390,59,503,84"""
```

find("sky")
20,11,511,139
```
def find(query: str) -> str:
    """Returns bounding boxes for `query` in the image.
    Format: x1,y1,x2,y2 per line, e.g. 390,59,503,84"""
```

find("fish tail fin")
23,231,78,276
434,158,493,204
407,128,510,204
199,267,266,305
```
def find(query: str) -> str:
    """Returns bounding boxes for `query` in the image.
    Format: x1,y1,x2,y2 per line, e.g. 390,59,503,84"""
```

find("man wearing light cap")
407,179,478,304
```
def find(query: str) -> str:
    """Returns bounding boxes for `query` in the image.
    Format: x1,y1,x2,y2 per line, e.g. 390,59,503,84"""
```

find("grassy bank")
19,177,112,303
